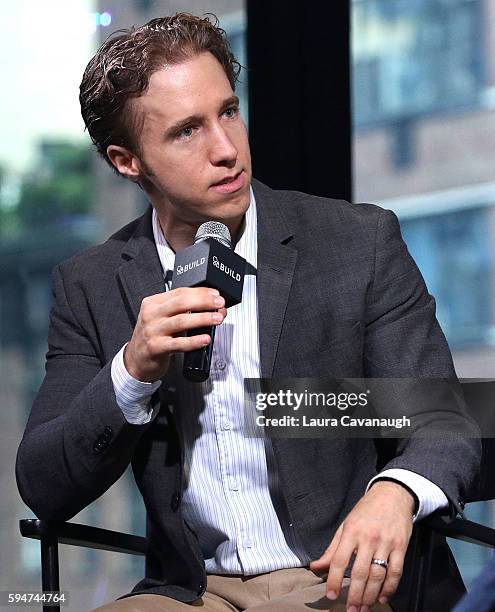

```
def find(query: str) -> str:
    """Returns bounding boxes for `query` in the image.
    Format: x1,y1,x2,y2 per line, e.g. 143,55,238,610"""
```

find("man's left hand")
309,480,415,611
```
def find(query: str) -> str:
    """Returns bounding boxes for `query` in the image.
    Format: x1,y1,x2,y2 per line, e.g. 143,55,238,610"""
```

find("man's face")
131,52,252,231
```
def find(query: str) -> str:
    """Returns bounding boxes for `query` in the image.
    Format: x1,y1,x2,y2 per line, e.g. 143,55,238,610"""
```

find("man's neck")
154,211,245,252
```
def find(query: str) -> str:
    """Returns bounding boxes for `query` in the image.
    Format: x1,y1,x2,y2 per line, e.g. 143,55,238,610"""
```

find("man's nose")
209,124,237,166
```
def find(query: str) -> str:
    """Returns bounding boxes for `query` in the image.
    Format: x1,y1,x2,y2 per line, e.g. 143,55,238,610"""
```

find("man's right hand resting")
124,287,227,382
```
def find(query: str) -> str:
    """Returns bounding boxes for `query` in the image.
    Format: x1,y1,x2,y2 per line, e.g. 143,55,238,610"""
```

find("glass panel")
401,207,492,347
353,0,483,126
353,0,495,588
1,2,246,609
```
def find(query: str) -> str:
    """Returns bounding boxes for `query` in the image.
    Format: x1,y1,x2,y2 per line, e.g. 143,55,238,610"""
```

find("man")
16,13,480,612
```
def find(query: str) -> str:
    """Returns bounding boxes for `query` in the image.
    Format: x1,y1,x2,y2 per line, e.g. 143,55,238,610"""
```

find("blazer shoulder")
263,186,396,231
55,213,145,284
254,179,393,232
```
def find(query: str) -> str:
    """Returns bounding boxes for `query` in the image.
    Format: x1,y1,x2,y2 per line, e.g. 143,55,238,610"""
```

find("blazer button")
458,499,465,510
103,426,113,439
93,434,110,454
197,583,204,595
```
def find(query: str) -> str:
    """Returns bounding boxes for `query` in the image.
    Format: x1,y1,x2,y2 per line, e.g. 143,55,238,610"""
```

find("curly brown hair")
79,13,241,172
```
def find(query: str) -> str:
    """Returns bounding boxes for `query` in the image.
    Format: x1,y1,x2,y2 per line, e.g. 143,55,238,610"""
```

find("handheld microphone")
171,221,246,382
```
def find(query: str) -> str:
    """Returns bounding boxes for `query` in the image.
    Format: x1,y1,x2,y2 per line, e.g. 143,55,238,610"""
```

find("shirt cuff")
367,468,449,522
111,344,162,425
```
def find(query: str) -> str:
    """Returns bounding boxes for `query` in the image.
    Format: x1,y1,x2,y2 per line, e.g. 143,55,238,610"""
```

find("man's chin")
193,199,248,240
206,185,250,218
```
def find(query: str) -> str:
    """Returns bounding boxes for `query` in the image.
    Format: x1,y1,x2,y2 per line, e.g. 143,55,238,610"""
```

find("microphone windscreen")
194,221,232,249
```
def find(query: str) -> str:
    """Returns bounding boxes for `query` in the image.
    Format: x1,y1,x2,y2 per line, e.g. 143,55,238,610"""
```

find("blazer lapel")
253,180,298,378
117,207,167,325
116,187,298,378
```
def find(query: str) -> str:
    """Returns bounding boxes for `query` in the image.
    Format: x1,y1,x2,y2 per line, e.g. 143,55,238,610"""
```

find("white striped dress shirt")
111,188,449,574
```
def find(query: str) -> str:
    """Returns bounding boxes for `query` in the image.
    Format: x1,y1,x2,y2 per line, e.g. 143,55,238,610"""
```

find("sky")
1,0,101,174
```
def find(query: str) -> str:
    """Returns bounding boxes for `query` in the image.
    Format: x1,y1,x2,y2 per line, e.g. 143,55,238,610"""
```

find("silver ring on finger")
371,558,388,570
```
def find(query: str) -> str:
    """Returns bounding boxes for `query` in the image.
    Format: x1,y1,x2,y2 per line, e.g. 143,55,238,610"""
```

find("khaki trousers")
93,567,392,611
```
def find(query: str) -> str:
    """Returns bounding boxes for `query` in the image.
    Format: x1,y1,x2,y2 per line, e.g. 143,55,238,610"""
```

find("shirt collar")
152,186,257,273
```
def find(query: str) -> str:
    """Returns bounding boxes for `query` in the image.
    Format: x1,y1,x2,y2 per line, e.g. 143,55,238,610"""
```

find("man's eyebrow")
165,95,240,137
220,95,240,111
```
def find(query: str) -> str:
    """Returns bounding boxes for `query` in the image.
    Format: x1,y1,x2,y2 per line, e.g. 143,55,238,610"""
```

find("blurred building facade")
2,2,245,610
353,0,495,376
352,0,495,583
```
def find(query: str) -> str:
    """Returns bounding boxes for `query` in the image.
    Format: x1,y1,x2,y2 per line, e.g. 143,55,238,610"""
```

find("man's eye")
223,107,239,118
178,127,194,139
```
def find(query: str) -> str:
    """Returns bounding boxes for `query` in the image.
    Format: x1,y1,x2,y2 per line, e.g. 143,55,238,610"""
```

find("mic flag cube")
171,238,246,307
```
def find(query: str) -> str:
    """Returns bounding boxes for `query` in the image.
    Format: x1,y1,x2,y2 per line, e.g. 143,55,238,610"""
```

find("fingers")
161,332,212,354
164,310,226,337
310,483,412,610
313,523,406,610
347,549,402,610
323,526,357,601
344,547,405,610
126,287,228,381
141,287,225,320
346,541,406,610
139,288,228,349
377,549,405,605
346,545,375,609
357,552,388,610
140,309,227,357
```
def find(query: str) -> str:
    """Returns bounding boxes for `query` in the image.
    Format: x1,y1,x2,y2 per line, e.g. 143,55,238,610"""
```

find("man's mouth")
211,171,245,194
212,171,242,186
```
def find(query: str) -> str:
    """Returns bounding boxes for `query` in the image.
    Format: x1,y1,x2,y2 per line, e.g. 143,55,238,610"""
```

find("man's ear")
106,145,142,181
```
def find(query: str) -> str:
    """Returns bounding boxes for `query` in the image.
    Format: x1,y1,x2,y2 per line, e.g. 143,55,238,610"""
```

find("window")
353,0,483,126
401,207,492,347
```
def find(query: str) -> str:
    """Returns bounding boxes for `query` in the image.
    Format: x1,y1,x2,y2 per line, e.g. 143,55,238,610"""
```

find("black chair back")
462,381,495,503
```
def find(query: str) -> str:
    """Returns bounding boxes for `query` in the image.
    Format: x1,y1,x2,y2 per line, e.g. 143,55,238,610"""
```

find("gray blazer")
16,179,480,611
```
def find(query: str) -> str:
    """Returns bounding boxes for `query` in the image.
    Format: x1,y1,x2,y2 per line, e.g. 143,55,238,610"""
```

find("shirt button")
231,480,239,491
222,420,233,430
216,360,227,371
243,538,253,548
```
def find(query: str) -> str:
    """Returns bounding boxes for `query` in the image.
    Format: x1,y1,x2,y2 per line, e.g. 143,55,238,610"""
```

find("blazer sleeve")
15,263,158,521
363,208,481,516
